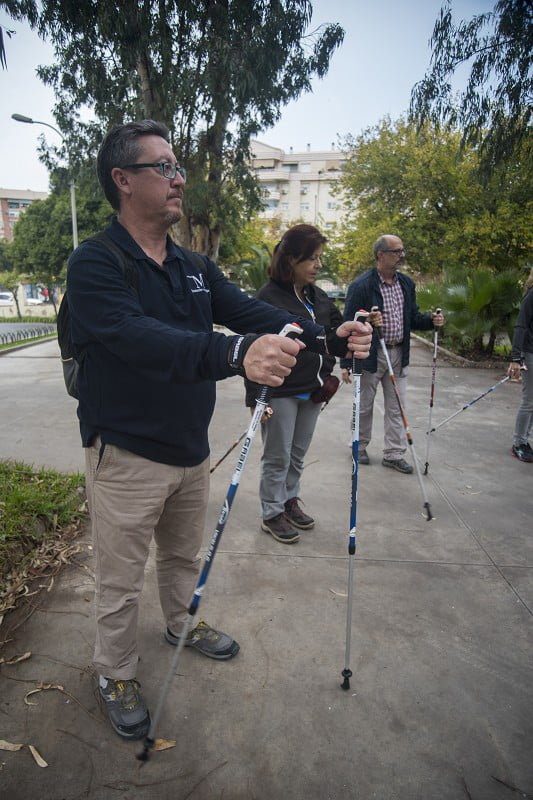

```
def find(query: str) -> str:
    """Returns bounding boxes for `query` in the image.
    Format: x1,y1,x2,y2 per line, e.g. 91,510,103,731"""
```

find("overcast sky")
0,0,492,193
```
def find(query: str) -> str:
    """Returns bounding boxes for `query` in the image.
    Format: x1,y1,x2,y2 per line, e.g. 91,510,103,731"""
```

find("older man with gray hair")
341,234,444,472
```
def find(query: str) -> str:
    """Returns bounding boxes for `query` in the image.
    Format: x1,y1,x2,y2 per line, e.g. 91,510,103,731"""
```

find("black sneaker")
99,677,150,740
284,497,314,529
382,457,413,474
358,449,370,465
165,620,240,660
261,512,300,543
511,443,533,462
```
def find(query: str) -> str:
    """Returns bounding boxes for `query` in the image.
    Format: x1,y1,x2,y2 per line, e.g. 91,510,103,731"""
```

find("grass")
0,334,57,352
0,460,85,584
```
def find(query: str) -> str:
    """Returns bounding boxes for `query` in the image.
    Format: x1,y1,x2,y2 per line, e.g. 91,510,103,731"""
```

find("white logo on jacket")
186,273,210,293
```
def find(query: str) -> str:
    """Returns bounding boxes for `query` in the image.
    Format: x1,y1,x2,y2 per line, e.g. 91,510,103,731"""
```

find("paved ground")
0,338,531,800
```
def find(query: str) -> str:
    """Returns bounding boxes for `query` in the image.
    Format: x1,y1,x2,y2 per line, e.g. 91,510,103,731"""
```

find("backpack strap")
86,231,139,293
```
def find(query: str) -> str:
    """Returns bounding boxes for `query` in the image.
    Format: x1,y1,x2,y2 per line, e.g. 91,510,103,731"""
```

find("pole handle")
370,305,384,340
351,309,369,376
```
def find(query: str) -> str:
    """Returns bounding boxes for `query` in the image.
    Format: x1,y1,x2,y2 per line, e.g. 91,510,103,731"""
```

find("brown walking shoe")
284,497,315,529
261,512,300,543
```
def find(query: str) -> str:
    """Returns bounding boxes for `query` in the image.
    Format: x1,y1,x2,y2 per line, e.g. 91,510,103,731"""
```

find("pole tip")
136,736,155,763
424,503,433,522
423,463,429,475
341,668,352,690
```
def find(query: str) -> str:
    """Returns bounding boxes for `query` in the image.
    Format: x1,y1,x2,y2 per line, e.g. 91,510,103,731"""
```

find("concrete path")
0,339,531,800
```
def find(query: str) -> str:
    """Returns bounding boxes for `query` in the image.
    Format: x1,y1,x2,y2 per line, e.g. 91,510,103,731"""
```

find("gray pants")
513,351,533,445
260,396,321,520
85,438,209,680
360,345,408,460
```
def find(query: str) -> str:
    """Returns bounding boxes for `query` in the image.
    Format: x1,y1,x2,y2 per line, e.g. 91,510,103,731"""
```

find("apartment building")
250,140,346,229
0,188,48,241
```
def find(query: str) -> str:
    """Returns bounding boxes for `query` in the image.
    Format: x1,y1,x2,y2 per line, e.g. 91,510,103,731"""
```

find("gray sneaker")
261,512,300,543
99,677,150,740
358,449,370,465
382,457,413,474
165,620,239,660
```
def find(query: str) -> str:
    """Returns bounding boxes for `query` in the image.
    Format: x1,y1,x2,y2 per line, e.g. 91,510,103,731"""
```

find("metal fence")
0,325,57,346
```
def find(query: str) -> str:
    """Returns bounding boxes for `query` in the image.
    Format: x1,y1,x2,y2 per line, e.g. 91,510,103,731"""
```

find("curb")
0,334,57,357
411,332,508,370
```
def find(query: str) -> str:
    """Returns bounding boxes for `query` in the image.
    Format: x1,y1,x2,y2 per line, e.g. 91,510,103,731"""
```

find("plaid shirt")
379,273,404,345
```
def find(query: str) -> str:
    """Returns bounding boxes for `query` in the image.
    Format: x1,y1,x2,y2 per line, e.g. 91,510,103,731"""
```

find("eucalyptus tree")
411,0,532,177
25,1,344,258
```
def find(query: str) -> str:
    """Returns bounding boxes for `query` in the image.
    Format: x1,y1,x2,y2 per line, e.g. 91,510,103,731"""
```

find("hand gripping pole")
371,307,433,522
137,322,303,763
341,310,369,690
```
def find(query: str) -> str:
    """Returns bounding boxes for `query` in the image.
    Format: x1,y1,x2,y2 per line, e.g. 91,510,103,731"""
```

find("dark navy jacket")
67,219,324,466
244,279,343,406
341,267,434,373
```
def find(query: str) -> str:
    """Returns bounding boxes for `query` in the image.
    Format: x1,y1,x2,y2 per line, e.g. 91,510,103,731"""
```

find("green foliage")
8,182,112,312
232,245,271,293
10,1,344,258
417,267,522,356
219,215,283,267
334,118,532,280
0,240,12,271
0,460,84,581
410,0,533,177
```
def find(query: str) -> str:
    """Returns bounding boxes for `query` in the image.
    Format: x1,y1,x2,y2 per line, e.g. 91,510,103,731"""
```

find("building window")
327,201,337,210
299,162,311,173
8,201,20,209
265,199,279,210
281,203,289,210
282,163,298,172
300,202,310,212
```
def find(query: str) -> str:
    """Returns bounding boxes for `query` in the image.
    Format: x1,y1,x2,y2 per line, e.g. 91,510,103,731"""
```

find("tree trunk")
486,328,497,357
191,223,221,260
136,52,166,123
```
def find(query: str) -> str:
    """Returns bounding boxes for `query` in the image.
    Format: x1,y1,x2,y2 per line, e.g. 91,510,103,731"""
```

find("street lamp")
12,113,79,249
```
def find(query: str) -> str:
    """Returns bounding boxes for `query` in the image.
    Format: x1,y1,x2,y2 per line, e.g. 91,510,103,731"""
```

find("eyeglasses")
382,248,406,255
121,161,186,181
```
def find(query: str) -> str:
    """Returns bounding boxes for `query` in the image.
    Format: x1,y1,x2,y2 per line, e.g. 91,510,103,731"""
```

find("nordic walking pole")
209,407,273,475
429,376,510,433
341,310,369,691
370,306,433,522
137,323,303,763
424,308,441,475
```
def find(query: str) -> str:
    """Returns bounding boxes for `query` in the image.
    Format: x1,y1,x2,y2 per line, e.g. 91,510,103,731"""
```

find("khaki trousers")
360,345,408,460
85,439,209,680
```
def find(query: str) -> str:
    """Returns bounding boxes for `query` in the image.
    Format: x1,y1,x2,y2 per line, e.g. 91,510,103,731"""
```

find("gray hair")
373,235,401,259
96,120,170,210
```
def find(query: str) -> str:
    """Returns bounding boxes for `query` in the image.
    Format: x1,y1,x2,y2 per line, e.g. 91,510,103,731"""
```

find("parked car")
25,297,44,305
0,291,14,306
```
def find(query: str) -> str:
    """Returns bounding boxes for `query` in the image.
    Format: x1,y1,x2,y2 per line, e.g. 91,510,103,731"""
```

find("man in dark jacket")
342,234,444,472
67,120,372,740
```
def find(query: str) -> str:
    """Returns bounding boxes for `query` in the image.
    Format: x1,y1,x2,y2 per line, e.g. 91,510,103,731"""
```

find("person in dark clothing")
67,121,372,740
341,234,444,472
245,224,347,543
508,268,533,462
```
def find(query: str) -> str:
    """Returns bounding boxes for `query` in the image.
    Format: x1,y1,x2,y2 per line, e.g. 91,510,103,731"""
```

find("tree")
9,181,111,314
333,118,531,279
0,1,36,68
0,269,25,318
410,0,533,176
14,1,343,258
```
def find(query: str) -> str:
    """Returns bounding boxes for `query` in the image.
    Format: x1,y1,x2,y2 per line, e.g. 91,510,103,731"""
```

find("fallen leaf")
0,740,24,751
0,651,31,666
154,738,176,752
28,745,48,768
24,683,64,706
329,588,347,598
